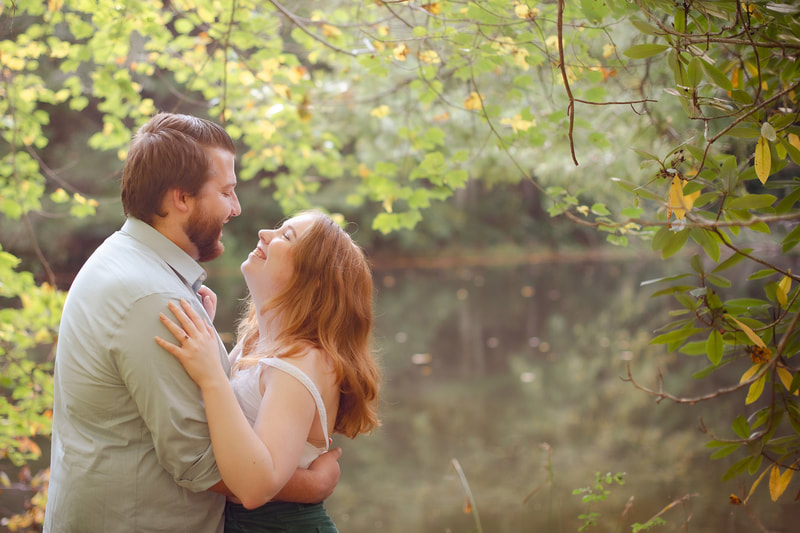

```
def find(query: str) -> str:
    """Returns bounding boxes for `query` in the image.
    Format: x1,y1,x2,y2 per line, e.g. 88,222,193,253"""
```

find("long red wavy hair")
235,211,380,438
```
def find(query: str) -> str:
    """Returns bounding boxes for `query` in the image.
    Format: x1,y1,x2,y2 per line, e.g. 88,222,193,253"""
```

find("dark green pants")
225,500,339,533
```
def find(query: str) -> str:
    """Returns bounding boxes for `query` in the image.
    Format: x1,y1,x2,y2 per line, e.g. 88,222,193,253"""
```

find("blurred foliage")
2,0,800,529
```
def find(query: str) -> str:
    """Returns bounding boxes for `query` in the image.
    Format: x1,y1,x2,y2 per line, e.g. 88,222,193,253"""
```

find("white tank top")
230,357,329,468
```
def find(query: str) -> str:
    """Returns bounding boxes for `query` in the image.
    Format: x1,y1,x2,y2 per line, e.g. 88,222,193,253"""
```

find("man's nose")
231,192,242,217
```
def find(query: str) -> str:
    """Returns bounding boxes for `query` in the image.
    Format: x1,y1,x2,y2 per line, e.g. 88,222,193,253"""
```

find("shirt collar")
120,217,208,293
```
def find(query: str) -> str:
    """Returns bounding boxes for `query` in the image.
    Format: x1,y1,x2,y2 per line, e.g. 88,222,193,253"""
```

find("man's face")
185,147,240,262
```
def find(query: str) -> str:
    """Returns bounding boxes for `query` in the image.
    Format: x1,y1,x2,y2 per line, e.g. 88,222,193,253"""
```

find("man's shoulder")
70,231,183,299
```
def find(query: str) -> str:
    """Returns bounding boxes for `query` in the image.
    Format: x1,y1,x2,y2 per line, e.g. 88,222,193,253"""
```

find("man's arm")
117,293,224,491
208,448,342,503
275,447,342,503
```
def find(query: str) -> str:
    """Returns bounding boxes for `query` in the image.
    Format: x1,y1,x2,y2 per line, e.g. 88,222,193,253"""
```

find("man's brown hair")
120,112,235,223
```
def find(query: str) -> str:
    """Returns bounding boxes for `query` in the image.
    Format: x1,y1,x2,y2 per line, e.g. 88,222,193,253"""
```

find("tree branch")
268,0,358,57
556,0,578,166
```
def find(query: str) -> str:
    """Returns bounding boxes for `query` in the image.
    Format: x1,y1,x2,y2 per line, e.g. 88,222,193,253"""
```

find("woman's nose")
258,229,272,242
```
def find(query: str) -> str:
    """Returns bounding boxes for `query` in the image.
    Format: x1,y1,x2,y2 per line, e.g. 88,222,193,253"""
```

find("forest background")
2,0,800,531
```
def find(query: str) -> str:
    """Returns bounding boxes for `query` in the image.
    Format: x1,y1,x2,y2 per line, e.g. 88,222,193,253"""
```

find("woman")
155,210,381,532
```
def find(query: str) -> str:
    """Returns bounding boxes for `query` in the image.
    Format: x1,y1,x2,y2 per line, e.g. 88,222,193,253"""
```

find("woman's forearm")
200,380,283,508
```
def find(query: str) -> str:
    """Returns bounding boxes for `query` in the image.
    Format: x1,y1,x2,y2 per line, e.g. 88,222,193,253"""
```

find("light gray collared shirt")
44,218,230,533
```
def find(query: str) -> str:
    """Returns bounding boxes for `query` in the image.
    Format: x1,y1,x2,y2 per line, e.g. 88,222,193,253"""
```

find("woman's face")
240,213,316,303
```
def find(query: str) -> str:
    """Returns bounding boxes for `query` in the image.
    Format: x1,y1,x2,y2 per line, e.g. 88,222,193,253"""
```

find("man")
44,113,340,532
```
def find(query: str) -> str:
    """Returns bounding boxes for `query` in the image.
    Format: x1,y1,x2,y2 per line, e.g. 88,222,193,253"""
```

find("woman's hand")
197,285,217,322
155,299,227,389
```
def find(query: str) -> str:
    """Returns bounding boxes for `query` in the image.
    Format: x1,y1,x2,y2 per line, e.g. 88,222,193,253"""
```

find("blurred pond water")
4,252,800,532
306,254,800,533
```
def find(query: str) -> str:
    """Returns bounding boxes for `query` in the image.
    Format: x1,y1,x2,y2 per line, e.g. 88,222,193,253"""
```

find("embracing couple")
43,112,381,532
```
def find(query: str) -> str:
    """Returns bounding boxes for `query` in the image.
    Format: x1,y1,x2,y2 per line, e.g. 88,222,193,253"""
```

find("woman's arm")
156,300,318,509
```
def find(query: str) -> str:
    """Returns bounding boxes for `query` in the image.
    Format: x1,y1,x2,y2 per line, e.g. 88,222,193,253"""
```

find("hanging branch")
219,0,238,125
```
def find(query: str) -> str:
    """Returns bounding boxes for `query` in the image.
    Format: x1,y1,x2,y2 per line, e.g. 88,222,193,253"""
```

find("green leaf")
662,228,691,258
710,443,742,459
707,274,732,288
624,43,670,59
699,59,733,91
630,19,662,36
650,327,705,346
690,254,705,274
706,329,723,365
747,268,776,280
727,194,777,210
691,228,720,262
732,415,750,439
712,250,752,273
722,455,756,481
720,155,739,193
761,122,777,142
782,224,800,253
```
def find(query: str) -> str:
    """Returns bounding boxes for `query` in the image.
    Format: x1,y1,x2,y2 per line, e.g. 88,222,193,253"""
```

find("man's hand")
197,285,217,322
272,447,342,503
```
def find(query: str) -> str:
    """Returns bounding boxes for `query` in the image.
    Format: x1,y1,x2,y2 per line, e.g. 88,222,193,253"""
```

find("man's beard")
185,208,225,262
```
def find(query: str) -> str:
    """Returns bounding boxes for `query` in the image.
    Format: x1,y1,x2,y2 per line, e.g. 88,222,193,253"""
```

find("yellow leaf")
238,70,255,86
500,114,535,133
393,44,409,61
512,47,530,70
789,133,800,152
383,197,393,213
739,363,762,384
464,91,483,110
668,176,686,220
370,105,390,118
745,373,766,405
725,314,766,348
273,84,290,99
418,50,441,64
755,136,771,184
769,465,794,502
744,466,770,504
322,24,341,38
287,66,306,84
777,367,798,395
602,44,615,59
515,4,537,19
777,274,791,307
421,3,441,14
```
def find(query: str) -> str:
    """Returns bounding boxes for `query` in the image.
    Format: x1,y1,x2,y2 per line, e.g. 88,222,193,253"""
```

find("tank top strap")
258,357,329,447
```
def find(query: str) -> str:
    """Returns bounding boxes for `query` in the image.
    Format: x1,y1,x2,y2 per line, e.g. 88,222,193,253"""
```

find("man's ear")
168,188,192,214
